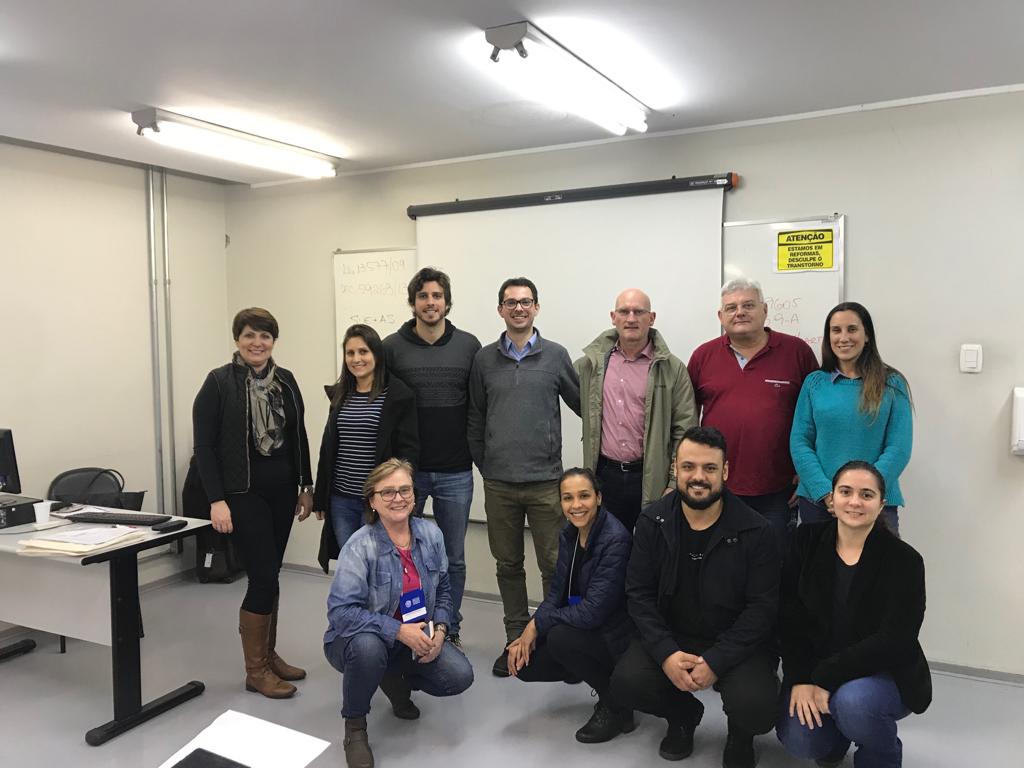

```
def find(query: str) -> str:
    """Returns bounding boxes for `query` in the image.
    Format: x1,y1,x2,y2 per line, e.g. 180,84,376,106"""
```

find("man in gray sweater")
467,277,581,677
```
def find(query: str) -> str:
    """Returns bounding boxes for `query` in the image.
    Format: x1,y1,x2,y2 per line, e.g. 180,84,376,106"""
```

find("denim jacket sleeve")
326,531,402,646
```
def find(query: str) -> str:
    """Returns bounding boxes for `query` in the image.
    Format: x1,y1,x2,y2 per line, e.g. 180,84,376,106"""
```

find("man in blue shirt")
467,277,581,677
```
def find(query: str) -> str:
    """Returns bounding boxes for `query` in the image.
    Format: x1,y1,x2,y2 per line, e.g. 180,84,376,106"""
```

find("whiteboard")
416,190,725,520
332,248,415,371
723,215,845,357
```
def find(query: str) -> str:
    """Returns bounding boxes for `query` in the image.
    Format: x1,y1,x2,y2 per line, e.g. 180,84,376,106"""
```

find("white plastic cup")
33,501,51,524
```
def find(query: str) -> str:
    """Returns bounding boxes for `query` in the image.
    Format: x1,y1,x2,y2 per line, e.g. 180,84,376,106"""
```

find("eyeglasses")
614,308,650,317
721,302,759,315
373,485,415,502
501,298,535,309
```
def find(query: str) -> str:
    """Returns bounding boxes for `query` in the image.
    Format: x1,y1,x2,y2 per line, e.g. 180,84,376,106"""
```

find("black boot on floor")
379,670,420,720
722,724,756,768
659,700,704,761
574,701,636,743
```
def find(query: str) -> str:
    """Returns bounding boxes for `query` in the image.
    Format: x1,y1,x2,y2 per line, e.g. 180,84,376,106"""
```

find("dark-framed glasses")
501,298,535,309
374,485,415,502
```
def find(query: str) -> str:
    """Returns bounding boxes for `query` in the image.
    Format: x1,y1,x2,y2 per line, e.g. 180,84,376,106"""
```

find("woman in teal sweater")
790,302,913,534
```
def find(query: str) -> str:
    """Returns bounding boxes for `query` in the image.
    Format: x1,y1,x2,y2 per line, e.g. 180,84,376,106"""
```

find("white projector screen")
416,189,724,520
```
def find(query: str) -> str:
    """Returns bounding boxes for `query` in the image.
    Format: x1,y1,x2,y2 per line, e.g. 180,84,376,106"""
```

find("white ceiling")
3,1,1023,184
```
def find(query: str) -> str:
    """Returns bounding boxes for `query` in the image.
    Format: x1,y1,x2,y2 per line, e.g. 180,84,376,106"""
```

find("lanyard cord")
568,530,580,601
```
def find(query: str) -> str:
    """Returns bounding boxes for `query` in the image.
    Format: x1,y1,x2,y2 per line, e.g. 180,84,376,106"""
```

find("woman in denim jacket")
324,458,473,768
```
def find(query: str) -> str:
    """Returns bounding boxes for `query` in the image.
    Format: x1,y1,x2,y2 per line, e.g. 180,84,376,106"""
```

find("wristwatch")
299,485,314,495
434,622,448,637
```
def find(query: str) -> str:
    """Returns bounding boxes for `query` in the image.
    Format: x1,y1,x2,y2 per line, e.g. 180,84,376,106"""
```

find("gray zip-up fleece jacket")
467,329,581,483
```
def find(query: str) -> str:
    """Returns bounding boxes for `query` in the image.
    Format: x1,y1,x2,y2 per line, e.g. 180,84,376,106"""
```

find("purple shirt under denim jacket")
324,516,452,648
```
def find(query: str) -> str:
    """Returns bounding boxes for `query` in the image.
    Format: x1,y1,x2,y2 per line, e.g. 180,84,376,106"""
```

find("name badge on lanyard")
400,588,427,623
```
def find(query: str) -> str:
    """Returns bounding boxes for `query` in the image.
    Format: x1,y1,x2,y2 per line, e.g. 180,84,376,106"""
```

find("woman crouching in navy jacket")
505,467,635,744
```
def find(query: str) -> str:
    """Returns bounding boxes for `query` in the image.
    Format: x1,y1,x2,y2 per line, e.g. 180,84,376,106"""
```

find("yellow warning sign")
777,229,835,271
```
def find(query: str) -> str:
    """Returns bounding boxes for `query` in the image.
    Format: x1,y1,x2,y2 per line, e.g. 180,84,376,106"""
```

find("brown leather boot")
239,609,296,698
343,717,374,768
268,597,306,681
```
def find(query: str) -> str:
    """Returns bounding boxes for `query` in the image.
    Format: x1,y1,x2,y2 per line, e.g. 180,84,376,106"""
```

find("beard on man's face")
679,480,723,511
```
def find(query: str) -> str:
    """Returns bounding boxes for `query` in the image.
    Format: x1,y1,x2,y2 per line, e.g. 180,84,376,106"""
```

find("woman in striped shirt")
314,324,419,570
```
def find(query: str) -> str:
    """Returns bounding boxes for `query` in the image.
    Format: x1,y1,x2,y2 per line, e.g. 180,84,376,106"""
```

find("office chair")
47,467,146,653
47,468,144,510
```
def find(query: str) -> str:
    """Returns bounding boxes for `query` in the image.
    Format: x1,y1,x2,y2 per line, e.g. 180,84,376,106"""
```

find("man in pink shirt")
687,279,818,553
577,289,696,534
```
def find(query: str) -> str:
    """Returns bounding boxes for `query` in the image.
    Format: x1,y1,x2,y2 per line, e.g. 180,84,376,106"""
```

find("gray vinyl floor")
1,568,1021,767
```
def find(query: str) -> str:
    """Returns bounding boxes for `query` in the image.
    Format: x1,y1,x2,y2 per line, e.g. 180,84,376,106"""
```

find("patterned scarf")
233,351,286,456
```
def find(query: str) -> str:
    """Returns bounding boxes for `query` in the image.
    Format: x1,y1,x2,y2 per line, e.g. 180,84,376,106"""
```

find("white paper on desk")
36,525,138,545
157,709,330,768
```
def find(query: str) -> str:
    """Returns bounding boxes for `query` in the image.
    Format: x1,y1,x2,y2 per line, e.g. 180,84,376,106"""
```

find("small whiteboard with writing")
332,248,416,369
723,215,845,358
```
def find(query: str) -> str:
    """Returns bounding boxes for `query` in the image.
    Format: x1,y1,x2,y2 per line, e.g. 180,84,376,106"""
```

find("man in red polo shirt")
686,278,817,553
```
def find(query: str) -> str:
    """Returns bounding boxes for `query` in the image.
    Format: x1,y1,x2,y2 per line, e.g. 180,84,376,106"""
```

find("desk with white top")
0,512,211,745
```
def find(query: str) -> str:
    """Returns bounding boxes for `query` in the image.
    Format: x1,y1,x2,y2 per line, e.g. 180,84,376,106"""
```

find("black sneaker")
574,702,636,744
722,728,755,768
659,701,704,761
379,671,420,720
492,648,512,677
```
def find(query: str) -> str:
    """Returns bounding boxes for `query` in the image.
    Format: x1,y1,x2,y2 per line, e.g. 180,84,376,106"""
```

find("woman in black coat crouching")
776,460,931,768
504,467,635,745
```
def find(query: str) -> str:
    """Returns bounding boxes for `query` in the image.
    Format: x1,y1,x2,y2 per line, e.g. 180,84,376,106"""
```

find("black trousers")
610,637,778,735
515,624,619,701
229,454,297,614
596,457,644,536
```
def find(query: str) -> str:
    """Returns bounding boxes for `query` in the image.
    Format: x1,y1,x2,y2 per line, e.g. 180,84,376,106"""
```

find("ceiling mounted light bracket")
130,107,339,179
482,20,650,136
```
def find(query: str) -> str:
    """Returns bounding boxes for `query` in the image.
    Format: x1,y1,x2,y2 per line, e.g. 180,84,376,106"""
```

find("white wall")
225,91,1024,674
0,146,228,640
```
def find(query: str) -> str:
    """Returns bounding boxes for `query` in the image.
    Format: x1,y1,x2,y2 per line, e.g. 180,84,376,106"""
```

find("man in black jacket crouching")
610,426,779,768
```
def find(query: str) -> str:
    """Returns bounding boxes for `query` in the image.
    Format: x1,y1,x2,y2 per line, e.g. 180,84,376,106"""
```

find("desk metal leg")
0,638,36,662
85,551,204,746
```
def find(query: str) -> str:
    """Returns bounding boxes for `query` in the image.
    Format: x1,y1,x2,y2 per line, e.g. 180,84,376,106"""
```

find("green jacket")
575,329,696,506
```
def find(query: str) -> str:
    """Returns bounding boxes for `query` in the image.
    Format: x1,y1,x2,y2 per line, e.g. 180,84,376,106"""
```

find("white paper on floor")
157,709,330,768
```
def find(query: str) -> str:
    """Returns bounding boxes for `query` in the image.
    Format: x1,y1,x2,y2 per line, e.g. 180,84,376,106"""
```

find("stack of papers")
17,525,145,556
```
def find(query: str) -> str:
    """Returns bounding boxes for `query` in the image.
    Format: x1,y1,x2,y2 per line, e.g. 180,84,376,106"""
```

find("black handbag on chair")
48,467,146,510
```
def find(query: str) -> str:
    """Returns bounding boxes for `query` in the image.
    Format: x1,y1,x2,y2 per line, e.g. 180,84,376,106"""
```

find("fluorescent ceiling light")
131,108,338,179
484,21,649,136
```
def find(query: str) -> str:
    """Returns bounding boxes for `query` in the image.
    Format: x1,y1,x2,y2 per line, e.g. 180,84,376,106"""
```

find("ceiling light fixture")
130,108,338,179
484,21,649,136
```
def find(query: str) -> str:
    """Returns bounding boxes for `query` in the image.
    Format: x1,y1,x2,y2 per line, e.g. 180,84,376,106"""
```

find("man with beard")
610,426,779,768
383,267,481,647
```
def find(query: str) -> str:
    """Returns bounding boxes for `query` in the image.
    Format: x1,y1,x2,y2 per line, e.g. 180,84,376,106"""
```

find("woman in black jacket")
777,460,931,768
192,307,314,699
505,468,635,745
314,324,419,570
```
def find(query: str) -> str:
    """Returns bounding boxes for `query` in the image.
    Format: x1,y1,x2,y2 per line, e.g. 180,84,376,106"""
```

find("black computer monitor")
0,429,22,494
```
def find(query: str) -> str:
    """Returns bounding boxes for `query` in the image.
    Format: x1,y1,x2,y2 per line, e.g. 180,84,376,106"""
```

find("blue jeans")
413,470,473,635
330,493,366,551
798,496,900,537
324,632,474,718
777,675,912,768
